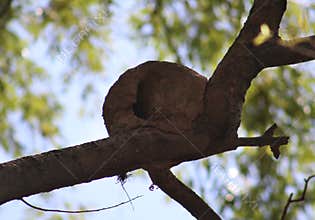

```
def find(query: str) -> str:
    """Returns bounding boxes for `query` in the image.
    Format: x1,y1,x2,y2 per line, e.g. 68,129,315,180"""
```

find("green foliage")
130,0,246,71
0,0,113,155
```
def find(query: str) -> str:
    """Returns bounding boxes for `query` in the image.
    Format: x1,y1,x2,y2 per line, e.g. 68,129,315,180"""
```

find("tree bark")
0,0,314,219
0,125,288,205
0,129,210,205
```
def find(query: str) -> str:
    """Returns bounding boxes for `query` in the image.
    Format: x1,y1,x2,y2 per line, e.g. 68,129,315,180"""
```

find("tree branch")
20,195,142,214
0,0,12,18
281,174,315,220
0,0,12,29
148,168,222,220
0,123,288,206
239,0,287,41
252,36,315,67
0,129,211,205
203,0,288,138
236,123,289,159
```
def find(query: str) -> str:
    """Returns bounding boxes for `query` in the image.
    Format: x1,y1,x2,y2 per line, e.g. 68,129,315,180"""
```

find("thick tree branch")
239,0,287,40
0,124,287,205
281,174,315,220
209,0,288,84
0,129,210,205
148,168,222,220
252,36,315,67
203,0,288,139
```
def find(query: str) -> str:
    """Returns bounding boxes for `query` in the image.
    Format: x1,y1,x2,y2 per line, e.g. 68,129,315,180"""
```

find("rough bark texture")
0,130,211,205
1,0,314,219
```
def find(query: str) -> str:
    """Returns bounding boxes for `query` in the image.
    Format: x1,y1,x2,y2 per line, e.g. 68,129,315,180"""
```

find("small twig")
281,174,315,220
120,180,135,210
265,124,284,159
237,123,289,159
20,195,142,214
262,123,286,159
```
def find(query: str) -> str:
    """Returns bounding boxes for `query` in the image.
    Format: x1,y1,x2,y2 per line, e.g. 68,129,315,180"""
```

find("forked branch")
281,174,315,220
237,124,289,159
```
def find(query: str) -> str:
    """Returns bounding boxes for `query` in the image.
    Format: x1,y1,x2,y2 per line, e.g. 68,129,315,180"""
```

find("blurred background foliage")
0,0,314,219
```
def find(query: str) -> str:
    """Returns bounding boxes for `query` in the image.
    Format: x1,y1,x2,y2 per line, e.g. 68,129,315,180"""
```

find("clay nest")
102,61,207,136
